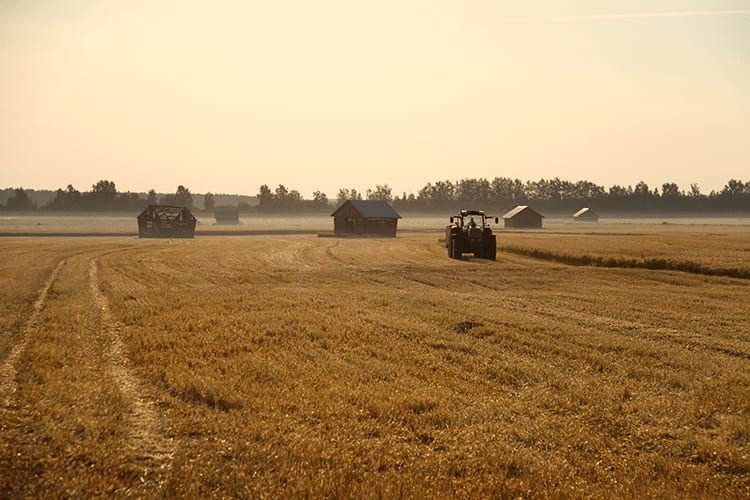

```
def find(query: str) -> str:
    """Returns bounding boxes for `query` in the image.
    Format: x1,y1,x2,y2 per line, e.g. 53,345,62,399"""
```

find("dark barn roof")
330,200,401,237
331,200,401,219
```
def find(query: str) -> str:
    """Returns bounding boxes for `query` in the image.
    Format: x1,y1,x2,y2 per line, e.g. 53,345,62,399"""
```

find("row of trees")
256,177,750,213
387,178,750,212
256,184,329,212
254,183,399,211
389,177,750,212
0,181,197,212
3,177,750,213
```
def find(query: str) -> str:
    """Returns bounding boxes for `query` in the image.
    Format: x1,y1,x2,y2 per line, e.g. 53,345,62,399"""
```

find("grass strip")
500,245,750,280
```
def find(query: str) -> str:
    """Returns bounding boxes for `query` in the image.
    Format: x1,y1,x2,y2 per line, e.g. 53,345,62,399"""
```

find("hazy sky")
2,0,749,197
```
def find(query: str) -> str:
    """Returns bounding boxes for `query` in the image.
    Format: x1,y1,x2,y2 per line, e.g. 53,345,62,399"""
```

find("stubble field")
1,225,749,498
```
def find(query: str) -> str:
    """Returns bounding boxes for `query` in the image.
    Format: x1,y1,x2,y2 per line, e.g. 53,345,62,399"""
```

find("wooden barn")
214,208,240,225
502,205,544,228
572,207,599,222
137,205,196,238
331,200,401,237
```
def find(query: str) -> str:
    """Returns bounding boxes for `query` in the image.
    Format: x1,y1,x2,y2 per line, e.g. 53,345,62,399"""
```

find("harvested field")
1,226,749,497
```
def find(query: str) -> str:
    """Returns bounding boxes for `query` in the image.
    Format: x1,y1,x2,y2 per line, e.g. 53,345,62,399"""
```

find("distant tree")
115,191,145,211
457,178,491,203
5,187,36,210
147,189,158,205
88,179,118,209
689,183,702,197
287,189,302,203
174,185,193,208
257,184,273,209
633,181,651,197
366,184,392,201
418,180,455,209
661,182,681,198
46,184,82,210
608,185,630,197
572,180,605,199
274,184,289,200
204,192,215,211
722,179,745,196
312,191,328,208
337,188,362,203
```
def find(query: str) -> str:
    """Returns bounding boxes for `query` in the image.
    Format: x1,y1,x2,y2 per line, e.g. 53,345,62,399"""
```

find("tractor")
446,210,498,260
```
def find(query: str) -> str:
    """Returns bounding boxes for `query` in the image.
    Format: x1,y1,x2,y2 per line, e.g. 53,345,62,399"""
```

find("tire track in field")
88,259,174,484
0,260,65,408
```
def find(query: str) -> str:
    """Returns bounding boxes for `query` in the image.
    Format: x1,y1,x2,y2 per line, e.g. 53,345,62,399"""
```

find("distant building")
572,207,599,222
137,205,196,238
214,208,240,225
331,200,401,237
502,205,544,228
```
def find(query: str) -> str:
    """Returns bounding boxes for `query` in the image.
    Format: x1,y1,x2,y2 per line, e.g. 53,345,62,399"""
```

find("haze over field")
1,0,749,197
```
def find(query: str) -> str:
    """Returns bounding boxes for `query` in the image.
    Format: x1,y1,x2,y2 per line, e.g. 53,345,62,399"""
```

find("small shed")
137,205,196,238
503,205,544,228
572,207,599,222
331,200,401,237
214,208,240,225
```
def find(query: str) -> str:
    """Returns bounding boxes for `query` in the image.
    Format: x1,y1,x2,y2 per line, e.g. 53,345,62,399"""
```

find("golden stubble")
1,227,748,497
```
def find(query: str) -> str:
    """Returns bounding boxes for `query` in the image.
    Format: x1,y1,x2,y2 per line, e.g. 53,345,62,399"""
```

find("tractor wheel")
485,235,497,261
447,235,453,257
450,236,462,259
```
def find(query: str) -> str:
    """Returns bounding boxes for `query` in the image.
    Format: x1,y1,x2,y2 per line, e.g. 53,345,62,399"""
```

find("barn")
331,200,401,237
214,208,240,225
502,205,544,228
572,207,599,222
137,205,196,238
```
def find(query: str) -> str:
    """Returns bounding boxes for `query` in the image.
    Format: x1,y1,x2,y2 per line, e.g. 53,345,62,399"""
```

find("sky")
1,0,749,198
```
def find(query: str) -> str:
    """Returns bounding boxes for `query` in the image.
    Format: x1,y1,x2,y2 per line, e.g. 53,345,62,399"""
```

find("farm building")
331,200,401,237
214,208,240,225
137,205,196,238
502,205,544,228
572,207,599,222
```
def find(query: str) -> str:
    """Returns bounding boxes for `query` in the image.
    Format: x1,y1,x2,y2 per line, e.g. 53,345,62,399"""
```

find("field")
1,224,749,497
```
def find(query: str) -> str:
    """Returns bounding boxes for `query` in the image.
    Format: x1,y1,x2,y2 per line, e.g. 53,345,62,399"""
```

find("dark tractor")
446,210,498,260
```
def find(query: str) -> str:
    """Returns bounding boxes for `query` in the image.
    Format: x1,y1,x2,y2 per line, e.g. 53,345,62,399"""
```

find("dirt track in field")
0,243,175,496
88,259,175,481
0,260,65,408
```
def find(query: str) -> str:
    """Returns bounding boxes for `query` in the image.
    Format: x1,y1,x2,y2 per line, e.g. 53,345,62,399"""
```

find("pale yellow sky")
1,0,749,197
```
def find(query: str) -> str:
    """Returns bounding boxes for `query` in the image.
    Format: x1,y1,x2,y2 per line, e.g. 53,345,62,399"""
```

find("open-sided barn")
137,205,196,238
331,200,401,237
573,207,599,222
502,205,544,228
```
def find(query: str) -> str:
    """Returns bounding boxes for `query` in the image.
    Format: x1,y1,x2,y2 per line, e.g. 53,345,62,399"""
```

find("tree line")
257,178,750,213
391,177,750,213
2,177,749,213
0,181,196,212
